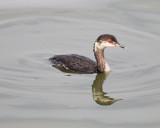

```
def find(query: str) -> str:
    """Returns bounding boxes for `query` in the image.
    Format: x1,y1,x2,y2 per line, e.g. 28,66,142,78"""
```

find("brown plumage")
49,54,97,73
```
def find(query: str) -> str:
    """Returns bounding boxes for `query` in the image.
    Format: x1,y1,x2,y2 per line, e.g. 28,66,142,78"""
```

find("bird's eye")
108,39,113,43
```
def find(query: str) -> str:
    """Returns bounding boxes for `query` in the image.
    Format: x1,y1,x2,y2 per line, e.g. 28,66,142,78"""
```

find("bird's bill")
115,43,126,49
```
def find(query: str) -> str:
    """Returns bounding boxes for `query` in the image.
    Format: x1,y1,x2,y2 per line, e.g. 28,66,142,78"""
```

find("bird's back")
49,54,97,73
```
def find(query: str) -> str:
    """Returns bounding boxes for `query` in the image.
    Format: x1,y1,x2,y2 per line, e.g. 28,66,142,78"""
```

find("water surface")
0,0,160,128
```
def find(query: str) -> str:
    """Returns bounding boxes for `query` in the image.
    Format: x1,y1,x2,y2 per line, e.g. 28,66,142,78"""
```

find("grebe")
49,34,125,73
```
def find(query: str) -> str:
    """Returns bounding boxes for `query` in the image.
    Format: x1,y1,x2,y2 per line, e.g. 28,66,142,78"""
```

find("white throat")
104,62,110,72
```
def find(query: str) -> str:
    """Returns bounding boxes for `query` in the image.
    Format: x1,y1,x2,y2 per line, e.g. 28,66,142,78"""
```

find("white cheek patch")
94,42,104,51
102,41,115,47
94,41,115,51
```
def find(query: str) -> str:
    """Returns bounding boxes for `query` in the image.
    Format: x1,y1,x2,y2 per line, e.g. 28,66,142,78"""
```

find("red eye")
108,39,113,43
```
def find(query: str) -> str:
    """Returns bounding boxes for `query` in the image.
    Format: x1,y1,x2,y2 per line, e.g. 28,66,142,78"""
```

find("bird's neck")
94,42,110,72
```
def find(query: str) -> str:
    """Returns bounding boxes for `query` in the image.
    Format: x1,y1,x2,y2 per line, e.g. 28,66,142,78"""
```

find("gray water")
0,0,160,128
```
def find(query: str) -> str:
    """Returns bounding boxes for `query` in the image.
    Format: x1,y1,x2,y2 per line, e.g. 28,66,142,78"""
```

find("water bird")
49,34,125,73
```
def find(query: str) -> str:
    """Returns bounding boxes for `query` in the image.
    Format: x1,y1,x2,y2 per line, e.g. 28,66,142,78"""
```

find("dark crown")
96,34,118,43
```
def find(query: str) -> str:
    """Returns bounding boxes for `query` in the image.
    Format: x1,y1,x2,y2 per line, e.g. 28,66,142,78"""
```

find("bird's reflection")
52,66,120,105
92,73,120,105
